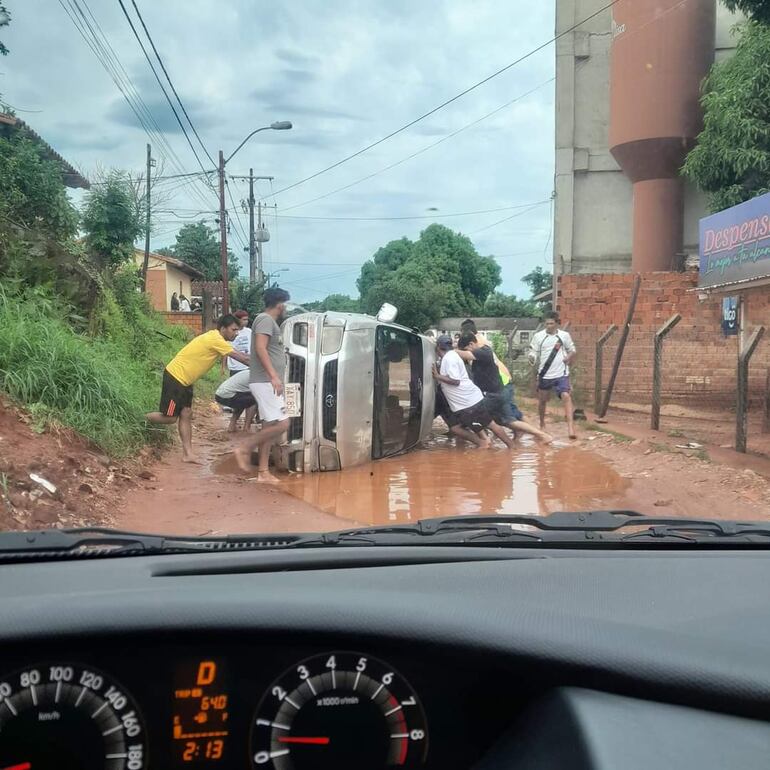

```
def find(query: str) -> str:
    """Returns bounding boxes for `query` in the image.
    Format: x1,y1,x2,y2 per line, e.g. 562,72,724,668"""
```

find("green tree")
358,224,501,328
521,266,552,298
318,293,360,312
81,173,143,271
483,291,538,317
683,20,770,211
159,221,240,281
0,4,10,59
723,0,770,22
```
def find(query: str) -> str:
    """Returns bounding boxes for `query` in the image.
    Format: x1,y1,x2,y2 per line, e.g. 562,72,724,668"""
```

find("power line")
153,200,551,222
469,202,550,235
116,0,215,186
128,0,216,168
278,78,554,213
60,0,216,212
269,0,619,198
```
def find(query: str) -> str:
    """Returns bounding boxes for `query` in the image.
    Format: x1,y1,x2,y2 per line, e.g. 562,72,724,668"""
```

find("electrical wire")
128,0,216,168
116,0,215,187
469,201,550,235
269,0,619,198
278,78,554,212
61,0,215,212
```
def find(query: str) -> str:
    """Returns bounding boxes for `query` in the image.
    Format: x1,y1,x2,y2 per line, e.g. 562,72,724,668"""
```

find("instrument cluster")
0,639,515,770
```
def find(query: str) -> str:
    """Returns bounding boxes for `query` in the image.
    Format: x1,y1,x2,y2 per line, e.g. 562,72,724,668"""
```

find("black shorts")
159,369,193,417
215,391,256,412
454,401,493,432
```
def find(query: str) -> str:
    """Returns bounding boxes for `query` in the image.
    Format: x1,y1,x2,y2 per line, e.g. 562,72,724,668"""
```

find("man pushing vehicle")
145,314,250,462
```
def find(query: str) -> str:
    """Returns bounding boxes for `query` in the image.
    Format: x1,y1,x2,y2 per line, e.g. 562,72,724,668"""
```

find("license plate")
284,382,301,417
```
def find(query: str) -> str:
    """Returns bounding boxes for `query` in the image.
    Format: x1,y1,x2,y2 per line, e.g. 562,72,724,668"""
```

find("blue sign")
721,297,738,336
699,191,770,288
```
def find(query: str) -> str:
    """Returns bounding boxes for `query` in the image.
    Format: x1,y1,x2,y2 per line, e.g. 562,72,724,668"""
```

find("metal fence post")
598,274,642,419
651,314,682,431
736,326,765,453
594,325,618,416
764,369,770,435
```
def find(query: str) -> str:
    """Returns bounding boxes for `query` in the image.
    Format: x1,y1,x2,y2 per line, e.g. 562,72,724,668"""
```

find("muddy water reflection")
280,437,631,526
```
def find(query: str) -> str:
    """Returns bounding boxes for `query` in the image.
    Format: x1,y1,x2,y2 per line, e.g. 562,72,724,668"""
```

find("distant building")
430,317,541,350
132,250,204,312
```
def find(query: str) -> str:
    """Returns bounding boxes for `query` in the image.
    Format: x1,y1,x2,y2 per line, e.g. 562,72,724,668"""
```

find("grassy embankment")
0,284,220,457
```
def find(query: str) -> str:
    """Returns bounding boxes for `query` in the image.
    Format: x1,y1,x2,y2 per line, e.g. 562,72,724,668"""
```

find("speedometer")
0,662,147,770
250,652,428,769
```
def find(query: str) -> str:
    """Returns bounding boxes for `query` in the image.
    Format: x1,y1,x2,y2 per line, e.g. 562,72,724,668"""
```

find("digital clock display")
172,659,229,764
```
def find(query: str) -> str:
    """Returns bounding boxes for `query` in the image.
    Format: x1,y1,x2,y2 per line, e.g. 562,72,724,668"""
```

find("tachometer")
250,652,427,770
0,662,147,770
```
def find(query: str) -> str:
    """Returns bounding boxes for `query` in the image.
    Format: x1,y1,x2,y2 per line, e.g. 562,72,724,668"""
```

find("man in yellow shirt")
145,314,249,462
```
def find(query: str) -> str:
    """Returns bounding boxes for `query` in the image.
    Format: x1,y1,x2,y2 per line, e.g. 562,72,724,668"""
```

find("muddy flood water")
215,436,631,527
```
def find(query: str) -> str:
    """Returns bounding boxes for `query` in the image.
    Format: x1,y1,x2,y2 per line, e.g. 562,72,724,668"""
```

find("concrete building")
553,0,743,277
132,249,203,312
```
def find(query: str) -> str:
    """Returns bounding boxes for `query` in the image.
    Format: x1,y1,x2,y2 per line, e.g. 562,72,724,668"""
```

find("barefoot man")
145,314,248,462
234,287,291,483
529,311,577,439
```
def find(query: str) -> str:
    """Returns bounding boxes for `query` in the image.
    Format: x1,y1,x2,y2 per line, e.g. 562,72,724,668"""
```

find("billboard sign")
699,191,770,289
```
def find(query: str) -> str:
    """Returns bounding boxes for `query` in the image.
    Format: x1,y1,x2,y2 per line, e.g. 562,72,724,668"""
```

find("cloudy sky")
2,0,555,303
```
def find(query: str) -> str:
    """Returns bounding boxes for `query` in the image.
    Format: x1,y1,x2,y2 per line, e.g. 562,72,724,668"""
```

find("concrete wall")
131,253,195,312
164,265,193,310
554,0,743,277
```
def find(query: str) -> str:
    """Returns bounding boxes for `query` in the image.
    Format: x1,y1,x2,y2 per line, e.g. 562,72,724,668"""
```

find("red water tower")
609,0,715,271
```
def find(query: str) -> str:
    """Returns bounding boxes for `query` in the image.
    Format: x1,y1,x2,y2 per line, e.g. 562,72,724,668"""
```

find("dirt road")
3,396,768,535
113,401,770,534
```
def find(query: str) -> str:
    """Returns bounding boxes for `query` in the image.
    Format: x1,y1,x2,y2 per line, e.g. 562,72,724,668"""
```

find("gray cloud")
3,0,556,300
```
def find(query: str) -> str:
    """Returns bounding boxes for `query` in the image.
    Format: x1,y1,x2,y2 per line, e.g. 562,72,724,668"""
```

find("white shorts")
249,382,288,423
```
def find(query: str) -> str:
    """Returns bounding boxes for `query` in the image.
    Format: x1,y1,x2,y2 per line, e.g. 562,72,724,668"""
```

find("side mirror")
376,303,398,323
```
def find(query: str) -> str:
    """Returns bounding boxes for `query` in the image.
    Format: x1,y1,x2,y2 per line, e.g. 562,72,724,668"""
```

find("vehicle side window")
292,323,308,347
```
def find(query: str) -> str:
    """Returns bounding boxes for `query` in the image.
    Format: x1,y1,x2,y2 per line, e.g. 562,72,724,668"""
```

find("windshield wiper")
1,511,770,561
303,510,770,547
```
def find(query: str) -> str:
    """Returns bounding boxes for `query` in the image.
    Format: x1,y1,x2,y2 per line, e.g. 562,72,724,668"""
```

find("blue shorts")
501,382,524,422
539,375,571,396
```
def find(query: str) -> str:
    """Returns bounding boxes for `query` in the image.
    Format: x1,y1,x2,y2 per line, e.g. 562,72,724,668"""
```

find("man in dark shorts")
145,315,249,462
215,370,257,433
456,334,552,443
432,335,513,449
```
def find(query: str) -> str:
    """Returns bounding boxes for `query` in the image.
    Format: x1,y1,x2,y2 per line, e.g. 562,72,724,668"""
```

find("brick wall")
145,269,167,312
557,271,770,408
161,311,202,336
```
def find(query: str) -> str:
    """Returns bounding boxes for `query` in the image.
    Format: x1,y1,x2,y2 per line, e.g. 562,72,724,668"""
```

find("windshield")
1,0,769,542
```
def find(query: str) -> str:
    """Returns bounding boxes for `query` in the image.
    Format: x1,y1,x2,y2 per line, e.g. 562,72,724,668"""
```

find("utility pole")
231,173,274,287
141,143,152,290
248,169,256,285
218,149,230,316
257,200,263,286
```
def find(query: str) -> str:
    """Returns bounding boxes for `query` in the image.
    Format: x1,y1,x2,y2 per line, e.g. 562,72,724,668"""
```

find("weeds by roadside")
0,282,196,457
584,422,634,443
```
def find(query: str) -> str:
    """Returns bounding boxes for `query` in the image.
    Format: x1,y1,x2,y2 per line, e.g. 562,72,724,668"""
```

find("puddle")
266,436,632,526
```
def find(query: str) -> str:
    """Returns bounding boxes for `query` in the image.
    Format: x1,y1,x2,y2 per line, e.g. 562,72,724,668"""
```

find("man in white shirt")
228,310,251,378
528,312,577,439
214,370,257,433
432,336,513,449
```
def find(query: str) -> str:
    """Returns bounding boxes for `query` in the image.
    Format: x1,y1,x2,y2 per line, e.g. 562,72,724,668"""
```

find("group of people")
145,287,292,484
146,294,577,478
432,312,577,447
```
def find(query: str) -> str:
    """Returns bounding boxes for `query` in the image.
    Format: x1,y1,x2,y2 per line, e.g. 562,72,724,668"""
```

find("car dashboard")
1,546,770,768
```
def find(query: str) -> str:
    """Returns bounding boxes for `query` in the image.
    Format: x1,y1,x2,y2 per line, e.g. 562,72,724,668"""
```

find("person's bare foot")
569,433,578,440
233,446,254,472
540,433,554,444
256,472,280,485
182,454,201,464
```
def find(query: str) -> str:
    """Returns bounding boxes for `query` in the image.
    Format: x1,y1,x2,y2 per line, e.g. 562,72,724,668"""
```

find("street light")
218,121,292,314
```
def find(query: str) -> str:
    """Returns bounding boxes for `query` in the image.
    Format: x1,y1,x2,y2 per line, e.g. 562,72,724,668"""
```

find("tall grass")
0,284,196,457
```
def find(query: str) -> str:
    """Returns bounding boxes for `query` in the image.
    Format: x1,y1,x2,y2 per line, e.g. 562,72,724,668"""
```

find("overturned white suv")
275,306,436,473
